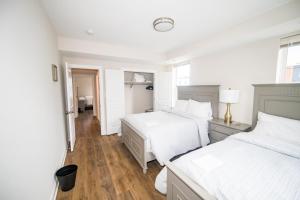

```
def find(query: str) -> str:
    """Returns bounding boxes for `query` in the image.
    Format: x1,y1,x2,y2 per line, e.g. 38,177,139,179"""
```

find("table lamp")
220,88,239,124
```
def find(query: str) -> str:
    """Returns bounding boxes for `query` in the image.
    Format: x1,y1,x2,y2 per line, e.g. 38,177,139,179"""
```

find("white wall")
166,0,300,63
125,85,153,114
58,37,165,64
188,37,279,124
0,1,67,200
73,74,94,97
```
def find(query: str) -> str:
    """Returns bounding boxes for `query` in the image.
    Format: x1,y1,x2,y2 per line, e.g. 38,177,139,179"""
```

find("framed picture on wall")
52,64,58,81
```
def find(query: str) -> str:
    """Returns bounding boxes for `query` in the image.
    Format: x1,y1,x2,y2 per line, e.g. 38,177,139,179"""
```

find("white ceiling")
41,0,290,55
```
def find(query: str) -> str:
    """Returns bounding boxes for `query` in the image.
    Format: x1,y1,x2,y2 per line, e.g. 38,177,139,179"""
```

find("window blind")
280,34,300,48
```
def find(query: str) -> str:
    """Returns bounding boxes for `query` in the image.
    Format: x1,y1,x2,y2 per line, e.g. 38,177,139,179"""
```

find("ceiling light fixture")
86,29,94,35
153,17,174,32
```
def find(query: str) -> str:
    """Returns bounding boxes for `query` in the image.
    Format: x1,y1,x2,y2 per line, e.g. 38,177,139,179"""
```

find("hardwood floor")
57,111,165,200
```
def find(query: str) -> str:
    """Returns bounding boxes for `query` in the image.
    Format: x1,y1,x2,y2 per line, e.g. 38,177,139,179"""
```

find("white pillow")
172,100,189,113
254,112,300,145
186,99,212,119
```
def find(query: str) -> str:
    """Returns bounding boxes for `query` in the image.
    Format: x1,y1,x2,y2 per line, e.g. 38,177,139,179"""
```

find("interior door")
64,63,76,151
104,69,125,135
154,72,173,111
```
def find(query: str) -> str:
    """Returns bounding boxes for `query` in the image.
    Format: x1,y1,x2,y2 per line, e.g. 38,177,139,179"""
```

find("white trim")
50,149,67,200
99,69,106,135
69,63,103,70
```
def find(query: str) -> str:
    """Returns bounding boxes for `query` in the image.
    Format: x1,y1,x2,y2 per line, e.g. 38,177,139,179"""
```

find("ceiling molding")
58,37,166,64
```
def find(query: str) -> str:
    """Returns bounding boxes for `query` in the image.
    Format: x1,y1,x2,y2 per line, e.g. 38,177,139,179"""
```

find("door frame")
63,62,76,151
71,68,100,120
67,63,106,135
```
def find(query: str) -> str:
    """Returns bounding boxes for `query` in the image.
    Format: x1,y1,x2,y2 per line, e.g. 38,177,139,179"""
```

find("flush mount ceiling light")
86,29,94,35
153,17,174,32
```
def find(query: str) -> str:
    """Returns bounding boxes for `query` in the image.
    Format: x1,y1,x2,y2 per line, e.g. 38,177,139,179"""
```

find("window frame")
276,34,300,83
175,63,191,86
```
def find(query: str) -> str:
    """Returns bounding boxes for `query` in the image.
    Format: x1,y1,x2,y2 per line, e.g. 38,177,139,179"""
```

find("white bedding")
85,96,93,106
78,96,93,105
155,132,300,200
123,111,210,166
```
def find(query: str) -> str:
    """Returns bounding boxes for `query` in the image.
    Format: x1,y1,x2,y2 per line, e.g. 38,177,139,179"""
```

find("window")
277,34,300,83
176,64,190,86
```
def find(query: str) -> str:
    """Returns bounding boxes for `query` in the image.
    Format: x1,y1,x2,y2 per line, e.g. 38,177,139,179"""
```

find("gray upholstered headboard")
177,85,219,118
252,84,300,128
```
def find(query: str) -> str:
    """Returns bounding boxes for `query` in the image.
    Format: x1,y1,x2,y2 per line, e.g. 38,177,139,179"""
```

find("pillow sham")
186,99,212,119
172,100,189,113
254,112,300,145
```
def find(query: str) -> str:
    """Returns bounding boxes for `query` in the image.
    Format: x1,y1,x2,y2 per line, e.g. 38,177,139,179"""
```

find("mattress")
124,111,179,152
123,111,210,165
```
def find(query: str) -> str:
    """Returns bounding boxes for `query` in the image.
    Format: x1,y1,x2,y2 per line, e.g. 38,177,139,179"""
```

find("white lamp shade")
220,89,239,103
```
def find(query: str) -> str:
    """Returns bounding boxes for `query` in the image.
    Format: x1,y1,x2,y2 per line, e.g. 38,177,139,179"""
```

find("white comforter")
155,132,300,200
124,111,210,166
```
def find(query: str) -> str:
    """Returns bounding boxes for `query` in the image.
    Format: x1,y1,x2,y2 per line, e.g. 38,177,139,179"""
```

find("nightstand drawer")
210,124,240,135
209,130,228,142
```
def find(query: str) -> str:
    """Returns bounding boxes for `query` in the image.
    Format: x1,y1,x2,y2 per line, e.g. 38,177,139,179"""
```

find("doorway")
64,66,101,152
71,69,100,123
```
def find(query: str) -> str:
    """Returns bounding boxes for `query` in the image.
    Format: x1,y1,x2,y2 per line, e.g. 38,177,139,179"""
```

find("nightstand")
208,118,251,144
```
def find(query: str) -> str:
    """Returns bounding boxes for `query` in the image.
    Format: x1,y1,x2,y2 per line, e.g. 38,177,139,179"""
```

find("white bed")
78,96,93,112
121,85,220,173
124,110,210,166
155,111,300,200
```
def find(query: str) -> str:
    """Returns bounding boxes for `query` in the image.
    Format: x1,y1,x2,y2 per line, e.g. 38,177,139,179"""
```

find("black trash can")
56,164,78,191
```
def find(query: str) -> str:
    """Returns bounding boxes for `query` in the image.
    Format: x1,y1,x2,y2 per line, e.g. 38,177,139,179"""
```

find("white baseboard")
50,149,68,200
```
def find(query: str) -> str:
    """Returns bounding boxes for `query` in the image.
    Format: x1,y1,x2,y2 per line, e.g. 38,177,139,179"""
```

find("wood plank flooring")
56,111,165,200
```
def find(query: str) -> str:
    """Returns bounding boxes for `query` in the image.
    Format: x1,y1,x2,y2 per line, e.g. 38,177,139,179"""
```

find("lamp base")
224,103,232,124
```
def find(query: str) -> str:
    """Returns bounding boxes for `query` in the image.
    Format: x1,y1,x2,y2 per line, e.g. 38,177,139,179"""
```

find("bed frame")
166,84,300,200
121,85,220,174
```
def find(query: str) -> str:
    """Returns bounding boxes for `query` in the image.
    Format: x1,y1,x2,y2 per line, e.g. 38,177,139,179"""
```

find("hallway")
56,111,165,200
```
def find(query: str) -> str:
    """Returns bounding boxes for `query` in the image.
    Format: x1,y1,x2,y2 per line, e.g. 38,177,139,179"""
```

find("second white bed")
155,128,300,200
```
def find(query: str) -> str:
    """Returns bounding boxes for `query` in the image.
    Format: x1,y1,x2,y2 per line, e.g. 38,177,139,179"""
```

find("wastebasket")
56,164,78,191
